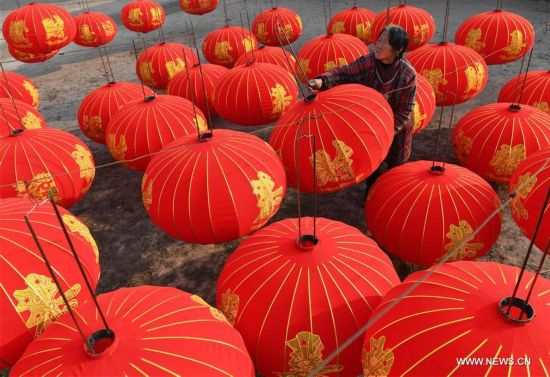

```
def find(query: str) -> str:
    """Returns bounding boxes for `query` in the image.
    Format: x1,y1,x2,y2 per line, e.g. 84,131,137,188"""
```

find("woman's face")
374,30,398,63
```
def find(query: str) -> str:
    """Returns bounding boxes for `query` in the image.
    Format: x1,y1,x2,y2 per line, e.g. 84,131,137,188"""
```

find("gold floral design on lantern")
490,144,526,176
421,69,448,102
443,220,484,261
142,178,153,212
464,62,485,97
214,41,233,63
362,336,394,376
271,84,293,114
533,101,549,114
150,7,164,25
356,22,372,42
22,111,42,129
23,81,39,107
165,58,186,79
62,214,99,263
79,24,95,43
413,23,430,46
311,140,355,187
26,173,61,203
72,144,95,183
330,21,346,34
510,173,537,220
139,61,157,87
500,30,526,60
413,102,427,132
219,289,239,326
324,57,348,72
9,21,32,49
102,21,115,37
242,36,256,52
83,115,103,140
127,8,143,26
43,15,67,46
107,134,128,162
454,129,473,162
251,171,284,230
190,295,228,323
298,58,312,81
464,28,486,52
256,22,268,42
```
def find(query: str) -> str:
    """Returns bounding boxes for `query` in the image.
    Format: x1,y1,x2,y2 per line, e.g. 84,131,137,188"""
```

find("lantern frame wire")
514,46,535,108
181,23,202,140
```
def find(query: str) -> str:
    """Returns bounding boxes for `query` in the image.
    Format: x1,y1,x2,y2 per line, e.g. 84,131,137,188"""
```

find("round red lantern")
362,261,549,376
211,62,297,126
235,45,297,75
498,70,550,115
407,42,488,106
216,217,400,377
296,33,369,82
0,128,95,208
371,4,435,51
455,10,535,65
2,2,76,54
74,11,117,47
167,63,228,118
136,42,198,90
10,286,254,376
7,45,59,63
251,7,302,46
269,84,394,194
202,26,258,68
327,6,377,45
365,161,502,267
77,81,154,144
453,102,550,184
0,197,100,368
412,74,436,133
179,0,219,15
106,94,207,171
0,98,46,136
0,71,40,108
143,129,286,244
120,0,165,33
509,148,550,252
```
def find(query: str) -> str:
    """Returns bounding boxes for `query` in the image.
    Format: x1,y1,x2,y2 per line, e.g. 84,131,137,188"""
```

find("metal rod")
183,22,202,139
223,0,229,26
0,101,15,134
189,21,214,132
385,0,391,25
510,52,527,105
131,39,151,101
98,47,110,84
441,92,457,169
515,46,535,107
295,123,303,240
322,0,328,31
312,135,317,239
431,91,446,168
521,240,550,320
103,45,115,83
442,0,451,43
0,63,25,131
239,11,252,65
244,1,256,63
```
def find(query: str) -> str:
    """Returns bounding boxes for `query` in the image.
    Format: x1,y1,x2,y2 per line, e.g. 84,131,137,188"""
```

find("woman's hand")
308,79,323,89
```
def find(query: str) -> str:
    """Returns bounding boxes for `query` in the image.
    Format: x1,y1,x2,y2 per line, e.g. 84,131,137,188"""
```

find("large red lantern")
0,71,40,108
136,42,198,90
120,0,165,33
365,161,502,267
412,74,436,134
106,94,207,171
251,7,302,46
296,33,369,82
202,26,258,68
371,4,435,51
0,128,95,208
7,45,59,63
408,42,488,106
327,6,377,45
10,286,254,376
216,217,400,377
453,102,550,184
77,81,154,144
211,62,298,126
179,0,219,15
455,10,535,65
143,129,286,244
74,11,117,47
362,261,549,376
269,84,394,193
0,98,46,136
2,2,76,54
0,197,100,368
498,70,550,115
509,148,550,252
235,45,297,75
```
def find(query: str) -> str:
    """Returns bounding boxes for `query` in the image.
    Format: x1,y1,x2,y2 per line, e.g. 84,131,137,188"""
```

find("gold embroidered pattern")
356,22,372,42
23,80,40,107
142,179,153,212
454,129,473,161
101,21,115,37
214,41,233,63
26,173,61,203
22,111,42,129
139,61,157,87
190,295,228,322
107,134,128,161
500,30,526,60
9,20,32,49
251,171,283,229
413,24,430,46
330,21,345,34
421,69,448,102
271,84,293,114
510,173,537,220
242,36,256,52
150,7,164,25
323,57,348,72
79,24,95,43
464,62,485,97
362,336,394,376
43,15,67,46
311,140,355,187
533,101,549,114
165,58,186,79
298,58,311,81
443,220,484,261
256,22,268,42
489,144,526,176
63,214,99,263
413,102,427,132
72,144,95,183
83,114,103,140
127,8,143,26
219,289,239,325
464,28,486,52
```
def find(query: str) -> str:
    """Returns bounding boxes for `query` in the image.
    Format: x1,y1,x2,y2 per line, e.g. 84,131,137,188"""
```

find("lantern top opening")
198,131,213,142
508,104,522,112
297,234,319,250
429,165,445,175
144,95,156,103
86,329,118,358
10,129,25,137
303,91,318,103
499,296,535,324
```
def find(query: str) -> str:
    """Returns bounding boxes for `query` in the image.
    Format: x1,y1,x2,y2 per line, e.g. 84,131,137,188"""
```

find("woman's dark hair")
379,25,409,58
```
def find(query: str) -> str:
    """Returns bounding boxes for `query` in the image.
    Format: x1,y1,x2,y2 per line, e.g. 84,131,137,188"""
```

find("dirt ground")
1,0,549,309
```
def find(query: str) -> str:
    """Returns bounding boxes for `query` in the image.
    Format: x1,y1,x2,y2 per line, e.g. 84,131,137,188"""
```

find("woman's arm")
314,54,374,89
393,69,417,133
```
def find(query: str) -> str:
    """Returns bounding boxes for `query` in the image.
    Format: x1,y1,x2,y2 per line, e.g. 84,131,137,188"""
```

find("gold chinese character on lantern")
142,179,153,212
219,289,239,326
421,69,448,102
83,115,103,140
311,139,355,187
43,15,67,46
413,23,430,46
150,6,164,25
500,30,526,60
63,214,99,263
490,144,526,176
107,134,128,161
26,173,61,203
139,61,157,86
79,24,95,43
324,57,348,72
127,8,143,26
362,336,395,377
214,41,233,63
242,36,256,52
298,58,312,81
356,22,372,42
165,58,186,79
9,20,33,49
510,173,537,220
464,28,486,52
330,21,346,34
464,62,485,97
71,144,95,183
413,102,427,133
23,81,39,107
533,101,549,114
251,171,283,230
101,21,115,37
271,84,293,114
443,220,484,261
22,111,42,129
256,22,268,41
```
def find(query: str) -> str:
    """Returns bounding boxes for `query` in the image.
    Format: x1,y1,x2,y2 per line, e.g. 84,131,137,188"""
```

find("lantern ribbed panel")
179,0,219,15
498,70,550,115
412,74,436,133
202,26,258,68
251,7,302,46
0,72,40,108
120,0,165,33
0,98,46,136
327,7,377,45
235,46,297,75
74,11,117,47
7,45,59,63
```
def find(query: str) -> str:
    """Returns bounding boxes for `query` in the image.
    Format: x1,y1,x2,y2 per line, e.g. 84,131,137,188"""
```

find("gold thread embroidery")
311,140,355,187
219,289,239,326
22,111,42,129
79,24,95,43
150,6,164,25
9,20,32,49
23,80,39,107
489,144,526,176
214,41,233,63
26,173,61,203
271,84,293,114
510,173,537,220
251,171,283,230
464,28,486,52
356,22,372,42
413,102,427,132
43,15,67,46
362,336,394,376
330,21,345,34
139,61,157,87
62,214,99,263
107,134,128,161
83,115,103,140
165,58,186,79
323,57,348,72
72,144,95,183
443,220,484,261
413,23,430,46
500,30,526,60
421,69,448,102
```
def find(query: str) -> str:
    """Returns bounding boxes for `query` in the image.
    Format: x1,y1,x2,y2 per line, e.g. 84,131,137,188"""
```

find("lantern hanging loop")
243,1,256,64
514,46,535,109
496,0,504,11
131,39,155,102
238,9,255,65
222,0,229,26
182,22,202,140
0,63,25,132
98,46,115,83
441,0,452,43
441,93,458,171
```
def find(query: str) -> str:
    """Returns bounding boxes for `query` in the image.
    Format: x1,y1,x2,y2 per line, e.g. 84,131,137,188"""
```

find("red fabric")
0,128,95,208
77,81,154,144
269,83,394,194
498,70,550,115
509,148,550,252
0,71,40,108
455,10,535,65
74,11,117,47
216,217,400,377
408,42,488,106
0,98,46,137
179,0,219,15
10,286,254,376
211,62,298,126
106,94,206,171
7,45,59,63
0,198,100,368
120,0,165,33
2,3,76,54
365,160,502,267
371,4,435,51
202,26,258,68
453,102,550,184
251,7,302,46
235,46,297,75
412,74,436,133
327,6,376,45
143,129,286,244
362,261,550,376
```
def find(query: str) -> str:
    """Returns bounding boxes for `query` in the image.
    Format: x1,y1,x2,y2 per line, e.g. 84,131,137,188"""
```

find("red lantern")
453,102,550,184
235,45,297,75
216,217,400,377
106,94,207,171
296,33,369,82
0,128,95,208
179,0,219,15
412,74,436,134
0,71,40,108
202,26,258,68
10,286,254,376
2,2,76,54
143,129,286,244
327,6,377,45
498,70,550,115
251,7,302,46
0,197,100,368
167,63,228,118
73,11,117,47
408,42,488,106
371,4,435,51
211,62,298,126
136,42,198,90
7,45,59,63
269,84,394,193
120,0,165,33
0,98,46,136
455,10,535,65
77,81,154,144
362,261,550,376
365,161,502,267
509,148,550,252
